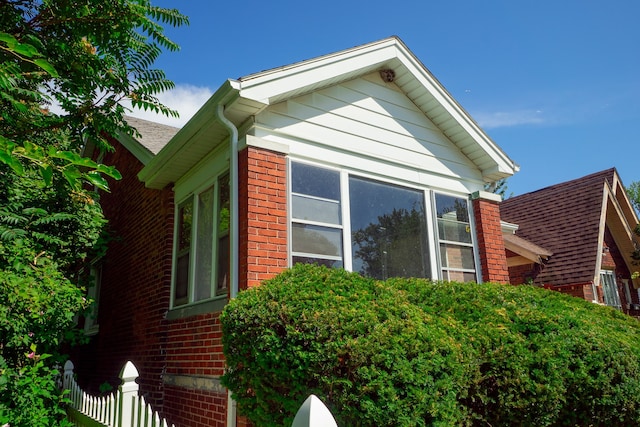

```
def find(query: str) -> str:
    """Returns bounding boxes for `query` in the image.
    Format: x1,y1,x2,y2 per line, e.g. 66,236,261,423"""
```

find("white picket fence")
62,360,174,427
63,359,338,427
292,395,338,427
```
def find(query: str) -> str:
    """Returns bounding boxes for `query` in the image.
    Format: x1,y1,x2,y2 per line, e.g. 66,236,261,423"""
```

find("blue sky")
135,0,640,197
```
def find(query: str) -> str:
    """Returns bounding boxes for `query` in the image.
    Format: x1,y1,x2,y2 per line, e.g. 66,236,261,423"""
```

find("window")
600,270,621,310
290,161,476,281
435,194,476,282
173,173,230,307
83,262,102,335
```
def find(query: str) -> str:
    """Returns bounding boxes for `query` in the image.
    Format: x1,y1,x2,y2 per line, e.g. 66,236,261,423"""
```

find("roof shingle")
500,169,616,285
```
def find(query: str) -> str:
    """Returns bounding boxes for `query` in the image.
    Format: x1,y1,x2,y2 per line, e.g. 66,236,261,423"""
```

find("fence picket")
61,360,175,427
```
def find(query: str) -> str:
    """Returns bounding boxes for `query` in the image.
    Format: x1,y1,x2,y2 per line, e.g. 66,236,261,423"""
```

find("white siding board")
318,85,440,133
307,92,445,144
261,97,476,174
254,74,485,192
254,130,483,194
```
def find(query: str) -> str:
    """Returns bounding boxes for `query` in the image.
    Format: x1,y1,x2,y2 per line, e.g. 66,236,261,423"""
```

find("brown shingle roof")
500,169,616,286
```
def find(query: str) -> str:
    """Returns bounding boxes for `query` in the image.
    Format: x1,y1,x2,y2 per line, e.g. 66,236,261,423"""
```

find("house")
500,168,640,315
73,37,519,427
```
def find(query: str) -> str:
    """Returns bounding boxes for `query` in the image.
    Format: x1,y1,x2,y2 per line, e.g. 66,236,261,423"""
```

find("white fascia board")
393,42,519,178
138,81,240,188
236,38,400,104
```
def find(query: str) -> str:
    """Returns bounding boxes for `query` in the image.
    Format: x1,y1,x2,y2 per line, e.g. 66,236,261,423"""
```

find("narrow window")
290,162,343,268
435,194,476,282
175,199,193,306
217,174,230,293
173,173,230,307
600,270,621,309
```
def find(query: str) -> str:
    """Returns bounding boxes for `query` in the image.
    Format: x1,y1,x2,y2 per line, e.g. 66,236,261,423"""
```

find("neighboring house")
73,37,519,427
501,168,640,315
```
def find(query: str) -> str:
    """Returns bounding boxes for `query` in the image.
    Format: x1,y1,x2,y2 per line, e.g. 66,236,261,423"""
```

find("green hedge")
221,264,640,426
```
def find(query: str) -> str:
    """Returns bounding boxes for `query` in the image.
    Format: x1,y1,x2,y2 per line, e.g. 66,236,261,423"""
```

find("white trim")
241,134,290,154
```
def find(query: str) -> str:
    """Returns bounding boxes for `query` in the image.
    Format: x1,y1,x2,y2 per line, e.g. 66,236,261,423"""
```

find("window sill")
166,297,228,320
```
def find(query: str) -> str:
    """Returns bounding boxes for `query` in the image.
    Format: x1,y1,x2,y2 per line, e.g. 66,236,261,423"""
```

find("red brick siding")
544,283,593,301
239,146,288,289
163,386,227,427
164,311,227,426
472,197,510,283
166,312,225,377
71,138,174,409
508,263,536,285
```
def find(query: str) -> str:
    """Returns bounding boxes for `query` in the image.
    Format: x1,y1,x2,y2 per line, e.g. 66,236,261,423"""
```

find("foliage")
0,1,187,424
627,181,640,216
0,351,72,427
485,178,511,200
626,181,640,277
0,0,188,189
222,264,640,427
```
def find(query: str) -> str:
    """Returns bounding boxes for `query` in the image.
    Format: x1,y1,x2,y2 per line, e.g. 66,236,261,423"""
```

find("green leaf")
0,150,24,175
62,166,82,189
95,164,122,180
32,59,59,78
40,165,53,186
12,42,39,58
86,171,109,191
0,32,17,48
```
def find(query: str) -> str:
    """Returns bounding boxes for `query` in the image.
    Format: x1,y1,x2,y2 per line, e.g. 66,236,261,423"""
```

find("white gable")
140,37,518,189
254,73,483,193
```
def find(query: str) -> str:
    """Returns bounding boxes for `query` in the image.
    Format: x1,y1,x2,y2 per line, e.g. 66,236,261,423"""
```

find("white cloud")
124,84,213,127
473,109,546,129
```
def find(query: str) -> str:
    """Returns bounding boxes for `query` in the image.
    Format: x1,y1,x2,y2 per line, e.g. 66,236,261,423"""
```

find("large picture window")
173,173,230,307
290,161,476,281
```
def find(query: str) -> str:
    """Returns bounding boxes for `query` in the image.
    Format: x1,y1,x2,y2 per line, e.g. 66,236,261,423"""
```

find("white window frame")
288,159,478,281
171,171,229,309
599,269,622,310
83,260,102,336
433,192,478,283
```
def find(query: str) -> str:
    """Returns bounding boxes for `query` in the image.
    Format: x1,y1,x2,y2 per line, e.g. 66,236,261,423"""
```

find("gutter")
214,99,239,427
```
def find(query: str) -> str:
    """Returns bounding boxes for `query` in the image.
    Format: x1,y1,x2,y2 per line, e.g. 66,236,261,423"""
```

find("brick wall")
508,263,536,285
239,146,288,289
72,137,174,408
163,311,227,427
471,193,510,284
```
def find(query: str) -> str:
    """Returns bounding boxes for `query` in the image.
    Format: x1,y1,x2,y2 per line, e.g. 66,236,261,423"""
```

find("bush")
221,264,640,427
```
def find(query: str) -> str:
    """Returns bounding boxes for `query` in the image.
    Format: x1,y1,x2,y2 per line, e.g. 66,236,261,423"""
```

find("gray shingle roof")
125,116,179,155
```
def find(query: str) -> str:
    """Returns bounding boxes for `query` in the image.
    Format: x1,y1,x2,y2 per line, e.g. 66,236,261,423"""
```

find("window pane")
217,234,230,293
218,174,230,235
435,194,470,222
195,187,214,301
292,223,342,257
440,243,475,270
292,194,341,224
175,253,189,306
178,200,193,252
437,219,472,243
293,256,343,269
291,162,340,200
444,270,476,282
349,177,430,280
217,175,230,294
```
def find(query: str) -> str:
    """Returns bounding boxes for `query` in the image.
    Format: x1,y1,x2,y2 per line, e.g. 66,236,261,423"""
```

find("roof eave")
138,80,243,189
